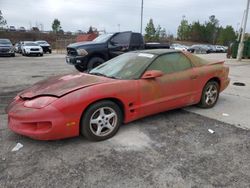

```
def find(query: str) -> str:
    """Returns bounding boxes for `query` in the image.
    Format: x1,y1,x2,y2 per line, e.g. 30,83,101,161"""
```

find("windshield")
89,52,156,79
0,39,11,45
93,34,113,43
37,41,48,44
24,43,39,46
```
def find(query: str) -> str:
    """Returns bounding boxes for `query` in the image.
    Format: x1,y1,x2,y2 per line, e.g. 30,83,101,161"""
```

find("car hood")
0,44,12,48
67,41,105,48
19,73,114,99
24,46,41,49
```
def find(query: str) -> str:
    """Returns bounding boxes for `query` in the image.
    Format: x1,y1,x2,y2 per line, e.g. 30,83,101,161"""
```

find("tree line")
177,15,237,45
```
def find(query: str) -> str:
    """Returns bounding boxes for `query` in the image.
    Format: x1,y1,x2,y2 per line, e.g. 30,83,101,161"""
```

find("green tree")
205,15,219,44
52,18,61,33
87,26,94,34
177,18,190,40
217,26,236,45
144,18,156,42
0,10,7,28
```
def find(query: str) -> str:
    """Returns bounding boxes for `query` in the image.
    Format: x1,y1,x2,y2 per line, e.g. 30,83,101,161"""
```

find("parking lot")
1,53,250,187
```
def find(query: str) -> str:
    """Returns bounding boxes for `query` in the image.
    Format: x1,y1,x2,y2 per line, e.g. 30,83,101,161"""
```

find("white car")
21,41,43,56
171,43,188,51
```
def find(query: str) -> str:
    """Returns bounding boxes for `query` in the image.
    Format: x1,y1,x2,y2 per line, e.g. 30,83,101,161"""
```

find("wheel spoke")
99,108,105,117
96,125,103,135
106,112,116,120
90,118,99,124
104,122,114,130
206,96,210,104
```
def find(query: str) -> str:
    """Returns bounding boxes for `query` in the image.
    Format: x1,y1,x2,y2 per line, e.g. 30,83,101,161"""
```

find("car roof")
135,49,179,55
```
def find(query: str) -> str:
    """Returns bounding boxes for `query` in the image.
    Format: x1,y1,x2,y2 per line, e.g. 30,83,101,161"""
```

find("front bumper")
7,98,79,140
0,49,15,56
66,55,88,66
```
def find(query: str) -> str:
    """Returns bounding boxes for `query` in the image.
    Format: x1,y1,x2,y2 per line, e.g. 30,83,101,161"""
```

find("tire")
81,100,123,141
198,81,219,108
49,50,52,54
40,53,43,56
87,57,105,71
75,64,86,72
11,53,15,57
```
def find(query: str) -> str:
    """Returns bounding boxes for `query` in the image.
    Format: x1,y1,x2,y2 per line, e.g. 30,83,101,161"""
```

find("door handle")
190,75,198,80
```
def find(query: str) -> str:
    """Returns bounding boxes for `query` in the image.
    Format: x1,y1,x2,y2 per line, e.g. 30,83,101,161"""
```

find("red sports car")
6,49,230,141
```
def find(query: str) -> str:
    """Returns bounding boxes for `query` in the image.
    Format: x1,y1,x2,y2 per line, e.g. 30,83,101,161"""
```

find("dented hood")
19,73,113,99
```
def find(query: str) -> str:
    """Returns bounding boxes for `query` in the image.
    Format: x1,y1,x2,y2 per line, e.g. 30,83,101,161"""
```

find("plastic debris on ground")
208,129,215,134
222,113,229,117
11,143,23,152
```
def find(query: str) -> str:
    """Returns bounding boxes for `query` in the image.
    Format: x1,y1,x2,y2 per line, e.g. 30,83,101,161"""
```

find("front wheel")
81,100,123,141
198,81,219,108
75,64,86,72
87,57,104,71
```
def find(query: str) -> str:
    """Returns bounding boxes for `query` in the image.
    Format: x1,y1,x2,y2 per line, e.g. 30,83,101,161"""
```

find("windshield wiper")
89,72,118,79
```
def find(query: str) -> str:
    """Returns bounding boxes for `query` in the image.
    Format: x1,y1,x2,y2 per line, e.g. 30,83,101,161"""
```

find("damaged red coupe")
6,49,230,141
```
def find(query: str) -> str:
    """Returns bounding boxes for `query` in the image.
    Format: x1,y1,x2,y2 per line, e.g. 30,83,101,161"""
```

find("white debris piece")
222,113,229,117
208,129,215,134
11,143,23,152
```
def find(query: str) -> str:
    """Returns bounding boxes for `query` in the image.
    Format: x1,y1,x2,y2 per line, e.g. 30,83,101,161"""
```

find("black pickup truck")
66,31,170,72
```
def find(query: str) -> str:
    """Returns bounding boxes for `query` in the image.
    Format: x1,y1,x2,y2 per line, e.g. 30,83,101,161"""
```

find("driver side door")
137,52,196,118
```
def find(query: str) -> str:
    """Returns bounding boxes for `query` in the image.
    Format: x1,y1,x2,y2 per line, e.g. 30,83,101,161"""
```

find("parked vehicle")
0,39,15,57
188,45,211,54
171,43,189,51
66,31,170,72
7,49,230,141
21,41,43,56
9,26,16,31
19,27,26,32
35,40,52,53
215,45,226,53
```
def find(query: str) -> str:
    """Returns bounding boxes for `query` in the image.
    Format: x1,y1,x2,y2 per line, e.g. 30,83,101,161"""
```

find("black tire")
40,53,43,56
198,81,219,108
49,50,52,54
75,64,86,72
11,53,15,57
22,51,26,56
81,100,123,141
87,57,105,71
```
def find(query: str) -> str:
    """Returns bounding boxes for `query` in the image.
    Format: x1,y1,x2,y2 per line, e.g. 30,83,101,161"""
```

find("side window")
147,53,192,74
111,32,131,46
130,33,144,49
171,53,192,72
147,54,175,74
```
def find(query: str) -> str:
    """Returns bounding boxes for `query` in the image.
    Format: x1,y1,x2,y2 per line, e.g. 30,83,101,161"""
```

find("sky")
0,0,247,36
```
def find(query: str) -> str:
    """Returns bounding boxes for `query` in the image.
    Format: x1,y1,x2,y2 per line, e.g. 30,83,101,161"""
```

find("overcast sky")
0,0,247,35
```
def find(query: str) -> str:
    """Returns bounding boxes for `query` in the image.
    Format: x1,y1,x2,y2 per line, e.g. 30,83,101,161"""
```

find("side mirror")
141,70,163,79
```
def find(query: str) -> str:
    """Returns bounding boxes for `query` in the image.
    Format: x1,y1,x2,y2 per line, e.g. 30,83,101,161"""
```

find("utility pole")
237,0,250,61
140,0,144,34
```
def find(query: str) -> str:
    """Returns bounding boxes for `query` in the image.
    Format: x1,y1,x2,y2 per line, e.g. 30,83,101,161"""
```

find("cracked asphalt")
0,53,250,188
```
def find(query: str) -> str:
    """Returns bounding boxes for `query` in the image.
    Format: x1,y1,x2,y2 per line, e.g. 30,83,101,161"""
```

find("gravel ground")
0,53,250,188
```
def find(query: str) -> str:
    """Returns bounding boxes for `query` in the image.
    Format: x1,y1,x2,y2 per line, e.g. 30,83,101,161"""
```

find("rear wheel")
87,57,104,71
81,100,122,141
198,81,219,108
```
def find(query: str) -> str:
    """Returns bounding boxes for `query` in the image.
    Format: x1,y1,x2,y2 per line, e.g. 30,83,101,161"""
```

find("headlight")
24,96,57,109
76,49,88,56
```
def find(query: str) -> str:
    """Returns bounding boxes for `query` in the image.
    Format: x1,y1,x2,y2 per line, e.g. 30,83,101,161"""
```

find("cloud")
0,0,247,35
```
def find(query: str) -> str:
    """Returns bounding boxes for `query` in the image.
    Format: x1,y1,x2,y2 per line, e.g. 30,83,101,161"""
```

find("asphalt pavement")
0,53,250,188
